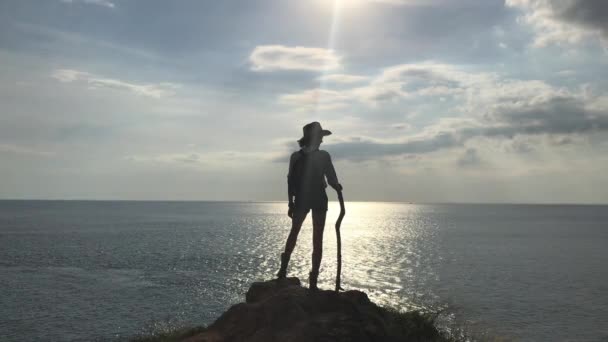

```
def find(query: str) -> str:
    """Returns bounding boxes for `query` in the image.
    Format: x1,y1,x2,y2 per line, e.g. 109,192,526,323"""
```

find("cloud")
279,88,352,111
0,144,55,157
558,0,608,35
249,45,341,72
355,62,495,105
339,62,570,112
275,62,608,161
13,23,159,61
325,132,460,161
369,0,459,5
556,69,576,76
506,138,536,154
126,153,202,165
391,123,412,130
61,0,115,9
51,69,179,98
325,95,608,161
126,150,276,167
506,0,608,47
457,148,482,167
319,74,370,84
278,62,495,109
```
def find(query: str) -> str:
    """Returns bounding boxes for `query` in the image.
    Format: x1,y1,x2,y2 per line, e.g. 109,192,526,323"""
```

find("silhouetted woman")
276,122,342,290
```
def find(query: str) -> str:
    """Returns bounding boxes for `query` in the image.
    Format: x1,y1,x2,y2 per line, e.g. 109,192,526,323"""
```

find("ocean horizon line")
1,198,607,206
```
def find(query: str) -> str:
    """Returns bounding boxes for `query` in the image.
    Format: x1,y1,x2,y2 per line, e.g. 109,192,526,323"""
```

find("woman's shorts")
294,190,328,212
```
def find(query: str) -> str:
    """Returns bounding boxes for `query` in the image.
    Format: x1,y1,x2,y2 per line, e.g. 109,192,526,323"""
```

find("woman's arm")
324,152,342,192
287,152,297,208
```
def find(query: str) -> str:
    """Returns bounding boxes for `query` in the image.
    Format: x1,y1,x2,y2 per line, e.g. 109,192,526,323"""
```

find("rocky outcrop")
182,278,446,342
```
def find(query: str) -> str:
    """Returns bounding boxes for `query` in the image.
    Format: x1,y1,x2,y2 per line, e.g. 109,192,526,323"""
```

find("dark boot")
276,252,290,279
308,270,319,291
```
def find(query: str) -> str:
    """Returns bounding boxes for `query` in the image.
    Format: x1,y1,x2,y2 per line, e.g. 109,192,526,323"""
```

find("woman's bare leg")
284,208,308,255
310,208,327,280
277,208,308,278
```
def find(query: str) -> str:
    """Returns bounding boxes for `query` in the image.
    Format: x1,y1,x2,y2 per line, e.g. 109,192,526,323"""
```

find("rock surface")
182,278,445,342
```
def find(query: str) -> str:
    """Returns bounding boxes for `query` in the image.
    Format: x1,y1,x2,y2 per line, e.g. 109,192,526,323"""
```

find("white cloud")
319,74,369,84
61,0,115,9
51,69,180,98
249,45,341,72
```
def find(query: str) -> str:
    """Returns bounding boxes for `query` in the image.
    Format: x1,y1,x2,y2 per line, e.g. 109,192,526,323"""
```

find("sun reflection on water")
281,201,444,312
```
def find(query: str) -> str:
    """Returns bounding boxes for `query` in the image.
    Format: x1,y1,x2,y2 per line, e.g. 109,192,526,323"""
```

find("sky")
1,0,608,203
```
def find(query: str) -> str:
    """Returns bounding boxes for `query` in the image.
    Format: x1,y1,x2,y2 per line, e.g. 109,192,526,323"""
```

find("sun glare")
318,0,367,11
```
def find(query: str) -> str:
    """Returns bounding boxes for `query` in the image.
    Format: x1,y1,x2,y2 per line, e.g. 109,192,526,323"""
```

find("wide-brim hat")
300,121,332,141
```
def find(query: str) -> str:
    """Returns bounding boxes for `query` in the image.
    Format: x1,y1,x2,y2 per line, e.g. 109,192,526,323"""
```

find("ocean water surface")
1,201,607,341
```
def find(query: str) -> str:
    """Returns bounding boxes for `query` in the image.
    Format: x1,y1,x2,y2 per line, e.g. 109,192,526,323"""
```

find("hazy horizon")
2,0,608,203
2,198,608,206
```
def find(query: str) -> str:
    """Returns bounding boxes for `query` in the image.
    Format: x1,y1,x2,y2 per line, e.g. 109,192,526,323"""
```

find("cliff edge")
135,277,449,342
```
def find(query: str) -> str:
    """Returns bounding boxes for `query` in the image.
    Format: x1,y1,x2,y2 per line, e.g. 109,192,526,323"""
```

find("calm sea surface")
0,201,607,341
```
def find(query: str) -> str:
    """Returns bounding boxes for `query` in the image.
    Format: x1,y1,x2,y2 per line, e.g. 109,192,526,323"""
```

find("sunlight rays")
315,0,347,113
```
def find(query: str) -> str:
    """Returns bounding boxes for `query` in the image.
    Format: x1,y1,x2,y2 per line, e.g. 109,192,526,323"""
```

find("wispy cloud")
14,22,160,61
126,153,203,165
249,45,341,72
319,74,369,84
279,61,575,111
371,0,447,5
279,62,495,109
125,150,277,167
61,0,116,9
279,88,352,111
51,69,180,98
457,148,482,167
0,144,55,157
354,62,494,105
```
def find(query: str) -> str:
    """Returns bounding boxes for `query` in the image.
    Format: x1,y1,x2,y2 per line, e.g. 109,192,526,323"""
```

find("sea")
0,200,607,341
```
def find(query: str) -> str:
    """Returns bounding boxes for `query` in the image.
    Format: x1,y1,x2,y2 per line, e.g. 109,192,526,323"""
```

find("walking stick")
335,190,345,292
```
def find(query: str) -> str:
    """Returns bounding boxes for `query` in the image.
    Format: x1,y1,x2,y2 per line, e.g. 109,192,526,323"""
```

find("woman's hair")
297,136,310,148
298,135,323,148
